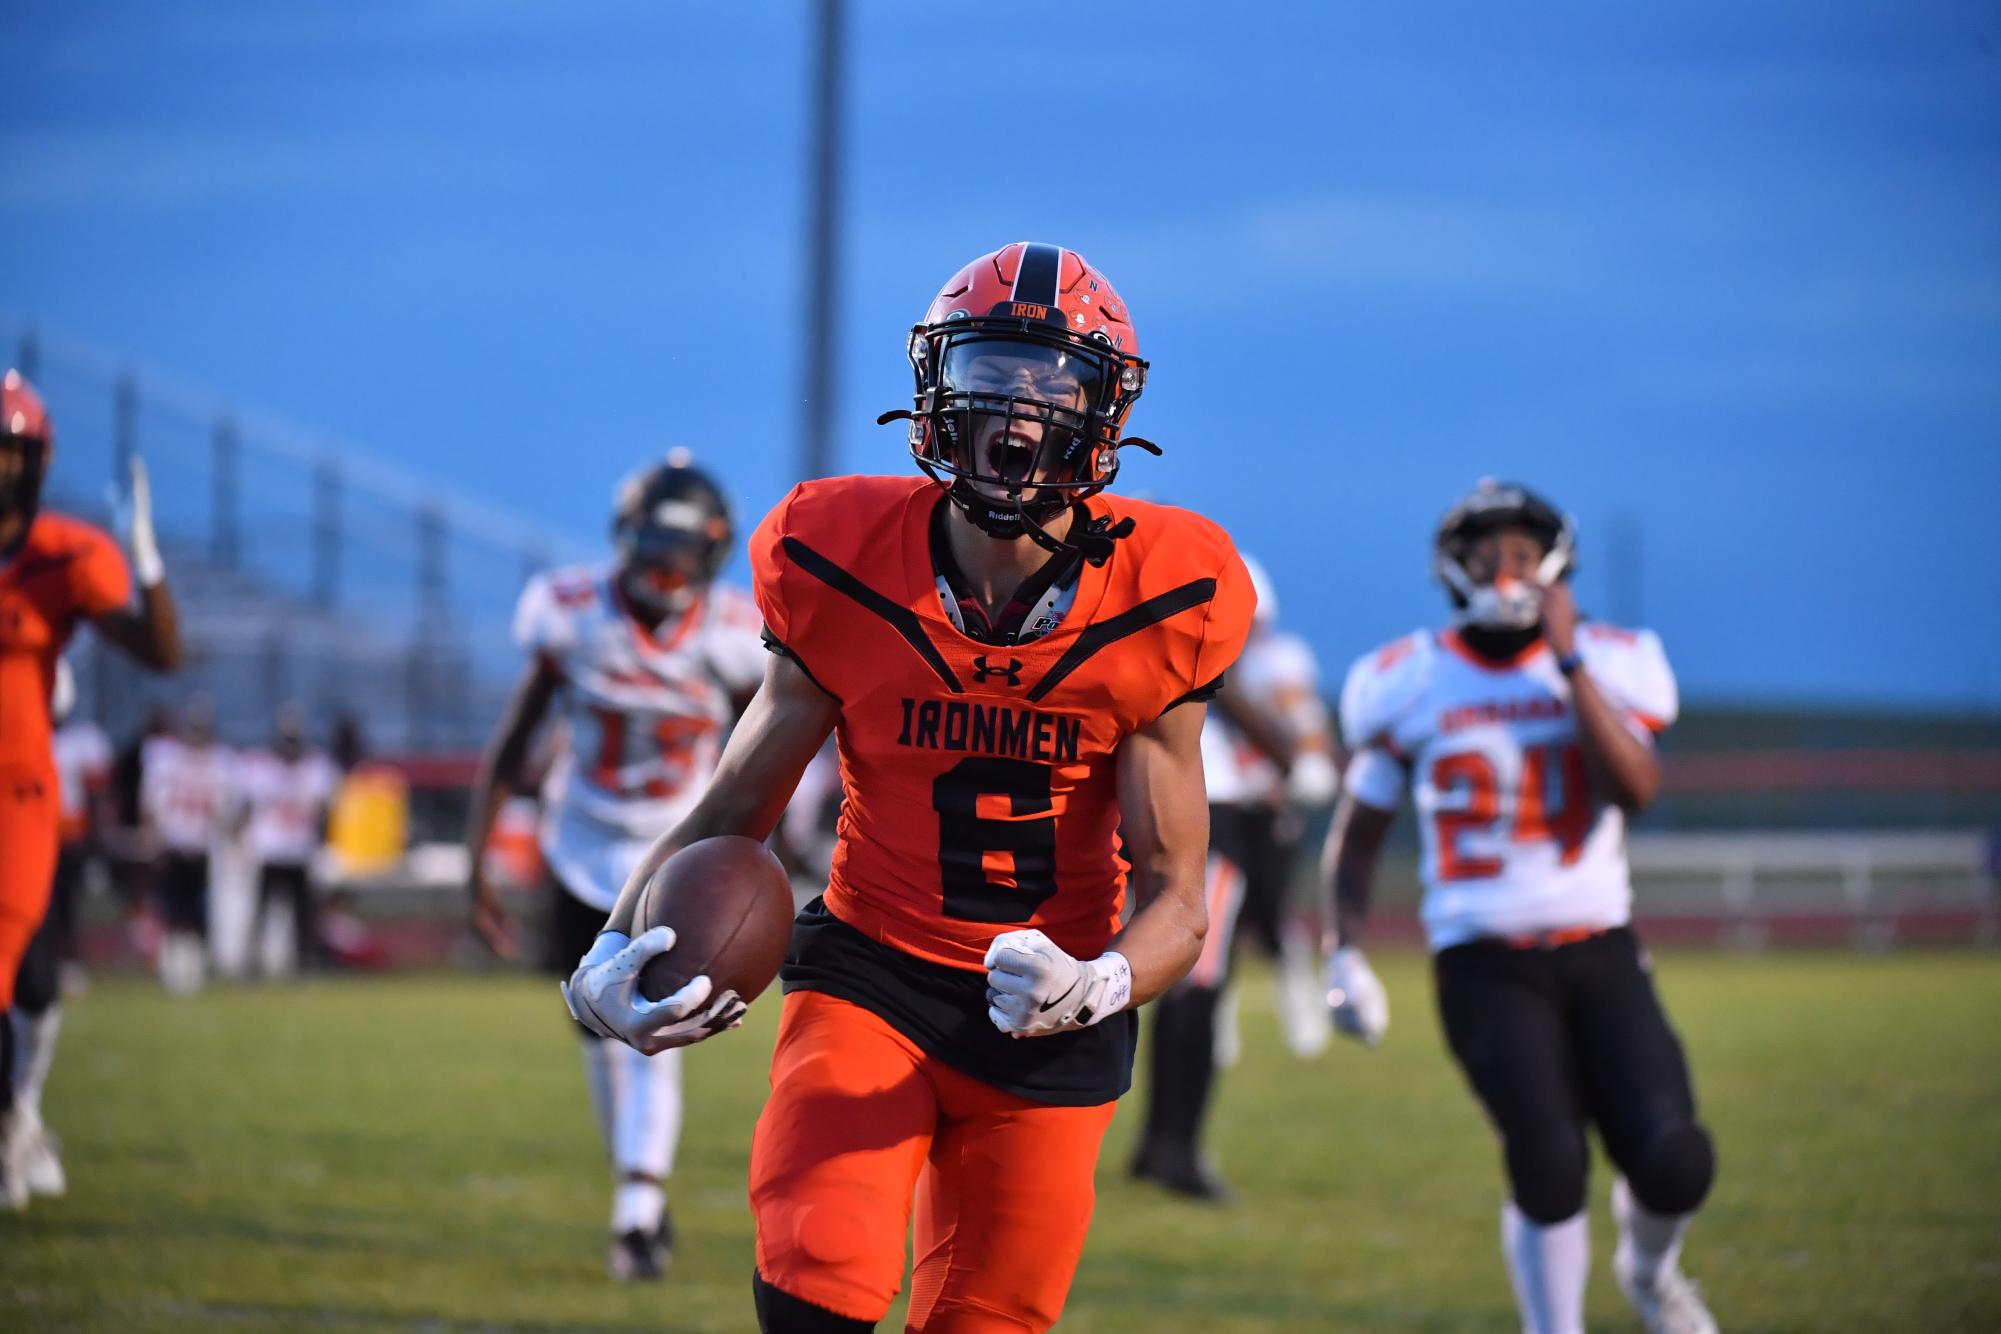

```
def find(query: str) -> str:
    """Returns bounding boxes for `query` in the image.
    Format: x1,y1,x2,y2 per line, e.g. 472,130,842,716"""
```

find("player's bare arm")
90,458,181,671
1540,581,1660,811
1322,793,1396,949
1316,793,1395,1046
1106,699,1213,1005
603,651,838,938
560,652,833,1055
463,652,564,958
981,700,1216,1040
91,584,180,671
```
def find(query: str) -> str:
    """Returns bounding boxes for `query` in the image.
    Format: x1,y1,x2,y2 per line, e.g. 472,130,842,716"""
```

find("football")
634,835,795,1005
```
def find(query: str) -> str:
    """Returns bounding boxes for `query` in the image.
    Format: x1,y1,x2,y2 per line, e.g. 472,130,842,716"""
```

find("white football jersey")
235,749,341,866
1339,624,1678,952
1201,628,1332,806
141,735,237,855
53,720,113,836
514,564,766,910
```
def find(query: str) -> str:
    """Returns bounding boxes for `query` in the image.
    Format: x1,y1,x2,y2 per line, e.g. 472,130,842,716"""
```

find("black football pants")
1435,926,1715,1224
1135,802,1275,1162
254,862,320,973
159,851,209,936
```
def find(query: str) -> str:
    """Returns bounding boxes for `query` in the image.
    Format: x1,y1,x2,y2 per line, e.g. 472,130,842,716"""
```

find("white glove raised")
560,927,745,1055
983,929,1131,1039
112,456,166,588
1325,945,1389,1048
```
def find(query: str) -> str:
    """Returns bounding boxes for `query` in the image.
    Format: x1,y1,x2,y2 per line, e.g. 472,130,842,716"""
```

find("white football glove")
983,929,1132,1039
1325,946,1389,1048
1286,751,1340,807
112,457,165,588
560,928,746,1055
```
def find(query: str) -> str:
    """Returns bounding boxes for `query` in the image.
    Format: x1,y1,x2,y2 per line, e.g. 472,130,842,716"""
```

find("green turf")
4,952,1998,1331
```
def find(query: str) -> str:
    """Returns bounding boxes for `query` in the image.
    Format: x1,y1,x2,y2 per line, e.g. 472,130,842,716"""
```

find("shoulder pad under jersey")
1339,630,1434,751
512,564,605,656
1578,622,1678,734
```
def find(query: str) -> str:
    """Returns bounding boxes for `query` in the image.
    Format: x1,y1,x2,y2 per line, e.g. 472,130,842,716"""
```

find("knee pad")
1626,1123,1715,1216
751,1193,902,1325
1505,1129,1589,1224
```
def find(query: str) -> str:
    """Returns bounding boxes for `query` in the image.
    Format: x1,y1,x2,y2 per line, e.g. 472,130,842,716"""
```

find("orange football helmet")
880,242,1157,554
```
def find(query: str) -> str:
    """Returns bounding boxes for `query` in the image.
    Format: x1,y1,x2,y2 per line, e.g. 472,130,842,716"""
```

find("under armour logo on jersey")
971,655,1024,686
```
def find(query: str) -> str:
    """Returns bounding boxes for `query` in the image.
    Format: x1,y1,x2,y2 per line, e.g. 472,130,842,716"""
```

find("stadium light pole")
1607,512,1644,627
313,458,341,610
114,372,138,485
798,0,846,481
213,414,240,569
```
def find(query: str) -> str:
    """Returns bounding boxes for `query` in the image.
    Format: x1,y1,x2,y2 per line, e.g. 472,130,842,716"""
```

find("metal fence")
11,323,589,754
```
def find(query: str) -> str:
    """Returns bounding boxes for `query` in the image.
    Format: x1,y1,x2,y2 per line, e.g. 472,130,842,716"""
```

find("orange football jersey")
0,513,130,772
751,476,1254,972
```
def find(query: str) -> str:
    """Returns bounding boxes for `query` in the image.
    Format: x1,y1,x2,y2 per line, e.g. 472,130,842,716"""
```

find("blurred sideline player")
234,704,340,976
466,453,765,1280
562,242,1253,1332
1130,554,1337,1200
1208,554,1340,1063
141,695,234,996
1321,481,1718,1334
1,369,181,1209
105,705,171,955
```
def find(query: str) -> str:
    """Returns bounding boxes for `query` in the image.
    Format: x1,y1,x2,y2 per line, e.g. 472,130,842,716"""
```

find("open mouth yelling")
985,431,1038,487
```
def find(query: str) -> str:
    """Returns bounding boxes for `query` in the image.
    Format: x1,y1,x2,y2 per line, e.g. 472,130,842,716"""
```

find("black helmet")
611,450,733,617
1432,479,1576,628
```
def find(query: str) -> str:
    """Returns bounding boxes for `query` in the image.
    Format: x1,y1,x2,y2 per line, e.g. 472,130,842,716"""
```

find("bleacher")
18,324,584,757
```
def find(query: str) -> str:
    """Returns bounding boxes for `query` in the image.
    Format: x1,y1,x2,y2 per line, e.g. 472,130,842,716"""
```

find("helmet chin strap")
949,482,1136,567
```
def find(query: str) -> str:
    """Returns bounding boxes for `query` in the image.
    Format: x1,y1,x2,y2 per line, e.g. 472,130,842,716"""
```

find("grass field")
4,951,1999,1332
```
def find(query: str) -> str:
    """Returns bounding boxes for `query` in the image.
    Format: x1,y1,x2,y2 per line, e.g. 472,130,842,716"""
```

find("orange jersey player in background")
562,242,1255,1331
1,370,181,1209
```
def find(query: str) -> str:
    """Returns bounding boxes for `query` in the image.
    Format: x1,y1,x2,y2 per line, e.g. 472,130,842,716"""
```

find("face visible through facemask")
0,435,44,550
617,529,711,621
940,339,1105,510
1458,524,1551,628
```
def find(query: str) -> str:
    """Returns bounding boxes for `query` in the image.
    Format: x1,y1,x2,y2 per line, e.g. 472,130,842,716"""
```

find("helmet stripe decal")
1011,243,1063,309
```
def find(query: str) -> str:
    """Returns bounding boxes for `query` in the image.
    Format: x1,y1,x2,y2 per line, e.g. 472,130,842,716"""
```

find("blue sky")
6,2,1999,709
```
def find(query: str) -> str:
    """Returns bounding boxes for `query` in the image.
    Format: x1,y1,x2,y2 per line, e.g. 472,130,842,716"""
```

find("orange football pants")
0,766,59,1011
749,989,1118,1332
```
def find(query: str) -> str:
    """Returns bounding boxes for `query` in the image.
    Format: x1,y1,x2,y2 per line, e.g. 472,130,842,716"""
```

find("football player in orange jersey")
0,369,181,1208
562,242,1255,1331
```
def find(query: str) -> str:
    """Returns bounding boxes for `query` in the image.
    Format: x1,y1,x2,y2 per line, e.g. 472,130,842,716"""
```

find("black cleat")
608,1215,673,1282
1129,1143,1234,1204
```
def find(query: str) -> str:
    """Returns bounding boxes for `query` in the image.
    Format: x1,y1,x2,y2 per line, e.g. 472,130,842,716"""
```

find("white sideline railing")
1627,829,1999,950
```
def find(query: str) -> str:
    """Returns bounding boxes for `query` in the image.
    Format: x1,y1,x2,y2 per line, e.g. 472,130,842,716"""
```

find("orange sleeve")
748,484,804,648
1192,534,1255,692
72,527,133,618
